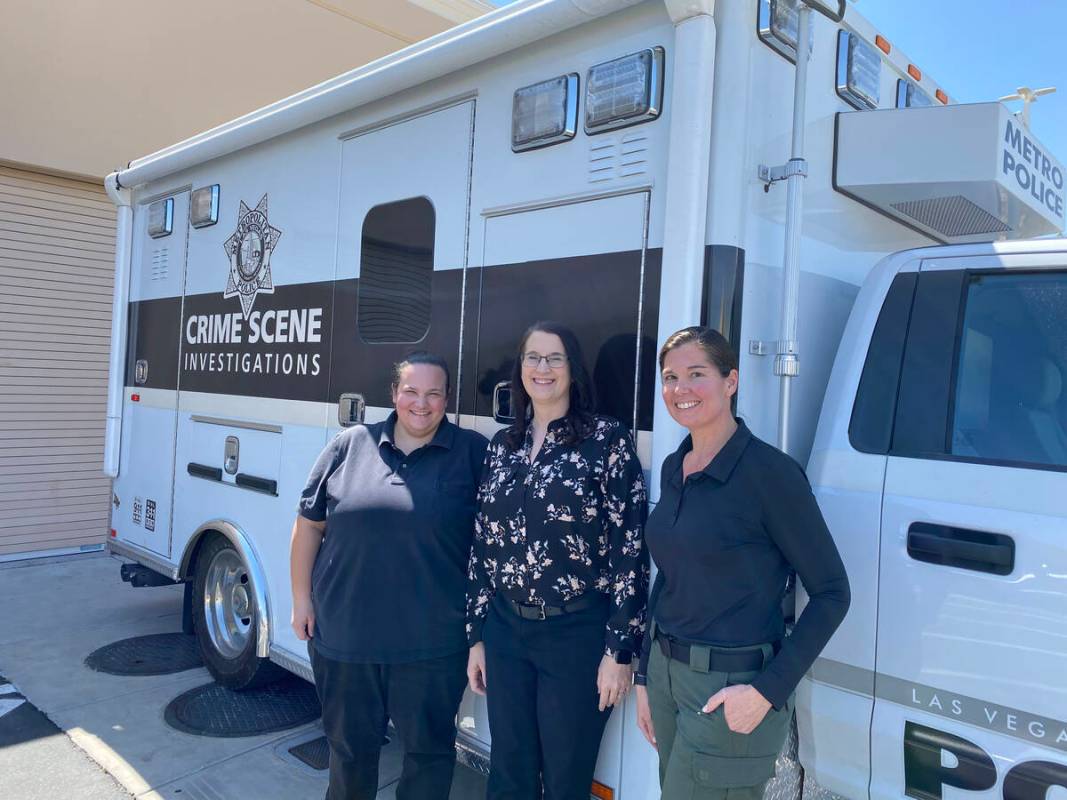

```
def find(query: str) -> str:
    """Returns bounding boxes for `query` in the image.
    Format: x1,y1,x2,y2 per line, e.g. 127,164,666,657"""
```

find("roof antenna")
999,86,1056,128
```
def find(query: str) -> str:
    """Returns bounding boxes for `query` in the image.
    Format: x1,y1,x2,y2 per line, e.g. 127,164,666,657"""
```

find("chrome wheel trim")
203,547,253,660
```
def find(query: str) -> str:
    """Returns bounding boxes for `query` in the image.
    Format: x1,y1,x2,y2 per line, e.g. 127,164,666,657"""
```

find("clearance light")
801,0,845,19
758,0,813,63
836,30,881,110
147,197,174,239
908,64,922,82
511,74,578,152
110,529,117,538
936,88,949,104
875,34,891,54
131,394,141,402
584,47,664,134
896,79,935,109
590,781,614,800
190,184,220,228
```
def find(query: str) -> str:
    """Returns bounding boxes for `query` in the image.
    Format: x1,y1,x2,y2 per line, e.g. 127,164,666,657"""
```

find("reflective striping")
875,673,1067,754
809,657,1067,753
809,656,875,697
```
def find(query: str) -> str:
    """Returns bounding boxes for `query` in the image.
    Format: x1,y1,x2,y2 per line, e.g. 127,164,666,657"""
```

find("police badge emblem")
223,194,280,317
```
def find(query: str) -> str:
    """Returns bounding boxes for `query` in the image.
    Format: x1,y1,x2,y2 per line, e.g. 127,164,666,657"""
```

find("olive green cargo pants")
645,640,794,799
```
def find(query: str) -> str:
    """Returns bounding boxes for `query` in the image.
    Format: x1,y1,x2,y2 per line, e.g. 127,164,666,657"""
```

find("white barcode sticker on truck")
132,497,144,526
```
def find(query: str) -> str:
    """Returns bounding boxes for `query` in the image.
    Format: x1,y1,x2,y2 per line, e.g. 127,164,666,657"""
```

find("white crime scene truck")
101,0,1067,798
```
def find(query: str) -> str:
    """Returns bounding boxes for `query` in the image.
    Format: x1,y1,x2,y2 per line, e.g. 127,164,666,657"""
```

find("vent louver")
891,196,1011,238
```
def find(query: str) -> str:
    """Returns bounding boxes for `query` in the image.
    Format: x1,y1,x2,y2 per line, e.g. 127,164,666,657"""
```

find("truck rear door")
117,189,190,557
869,254,1067,800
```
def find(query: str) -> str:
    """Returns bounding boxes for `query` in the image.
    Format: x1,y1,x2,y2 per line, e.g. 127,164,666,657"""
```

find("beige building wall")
0,0,488,559
0,165,116,558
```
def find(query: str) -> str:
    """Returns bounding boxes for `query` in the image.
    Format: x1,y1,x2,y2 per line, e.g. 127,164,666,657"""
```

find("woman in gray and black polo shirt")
633,327,850,800
290,352,487,800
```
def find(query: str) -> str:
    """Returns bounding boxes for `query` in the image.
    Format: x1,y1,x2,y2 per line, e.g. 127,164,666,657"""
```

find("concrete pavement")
0,552,486,799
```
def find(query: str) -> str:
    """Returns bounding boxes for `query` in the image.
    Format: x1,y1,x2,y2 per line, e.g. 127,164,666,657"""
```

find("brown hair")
504,321,597,450
391,351,451,395
657,326,738,376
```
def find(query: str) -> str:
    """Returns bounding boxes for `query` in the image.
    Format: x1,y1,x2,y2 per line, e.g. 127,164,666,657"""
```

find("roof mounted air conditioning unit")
833,102,1066,242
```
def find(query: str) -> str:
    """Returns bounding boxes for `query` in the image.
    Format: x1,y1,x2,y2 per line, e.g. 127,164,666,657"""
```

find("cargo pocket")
690,690,793,789
692,752,777,789
720,671,793,761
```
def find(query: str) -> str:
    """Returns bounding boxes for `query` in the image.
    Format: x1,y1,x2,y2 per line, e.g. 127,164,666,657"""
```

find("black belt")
655,630,778,673
503,592,604,621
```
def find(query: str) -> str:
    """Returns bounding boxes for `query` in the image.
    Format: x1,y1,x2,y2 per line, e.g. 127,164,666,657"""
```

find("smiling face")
520,330,572,412
660,342,738,433
391,363,448,440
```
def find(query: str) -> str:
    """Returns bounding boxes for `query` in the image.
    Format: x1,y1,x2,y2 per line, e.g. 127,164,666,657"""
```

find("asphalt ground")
0,671,132,799
0,552,486,799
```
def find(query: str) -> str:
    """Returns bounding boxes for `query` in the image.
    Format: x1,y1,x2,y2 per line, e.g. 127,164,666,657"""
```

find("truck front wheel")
191,535,282,689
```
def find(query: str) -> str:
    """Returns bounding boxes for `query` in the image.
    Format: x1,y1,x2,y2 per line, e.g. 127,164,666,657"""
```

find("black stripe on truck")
122,246,744,433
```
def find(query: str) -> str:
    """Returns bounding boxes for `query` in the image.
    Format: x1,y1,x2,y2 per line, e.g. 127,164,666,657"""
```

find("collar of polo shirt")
672,417,753,485
378,410,457,453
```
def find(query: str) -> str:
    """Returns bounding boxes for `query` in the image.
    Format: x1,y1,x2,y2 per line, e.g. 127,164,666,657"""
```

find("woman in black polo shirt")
290,351,487,800
633,326,850,799
465,321,649,800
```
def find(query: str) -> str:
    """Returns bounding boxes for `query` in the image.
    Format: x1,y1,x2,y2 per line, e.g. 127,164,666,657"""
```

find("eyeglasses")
522,352,568,369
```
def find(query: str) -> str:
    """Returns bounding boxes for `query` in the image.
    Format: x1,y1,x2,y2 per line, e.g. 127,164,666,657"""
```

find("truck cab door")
870,256,1067,800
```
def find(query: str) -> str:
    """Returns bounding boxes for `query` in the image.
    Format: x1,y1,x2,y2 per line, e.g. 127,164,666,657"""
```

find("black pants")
310,646,468,800
483,596,612,800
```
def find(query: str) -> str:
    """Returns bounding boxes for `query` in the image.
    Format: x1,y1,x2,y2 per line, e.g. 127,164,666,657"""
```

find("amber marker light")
875,35,891,54
908,64,922,81
590,781,614,800
936,89,949,104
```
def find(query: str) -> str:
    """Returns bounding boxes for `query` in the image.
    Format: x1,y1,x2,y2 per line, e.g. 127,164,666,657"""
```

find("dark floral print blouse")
466,415,649,656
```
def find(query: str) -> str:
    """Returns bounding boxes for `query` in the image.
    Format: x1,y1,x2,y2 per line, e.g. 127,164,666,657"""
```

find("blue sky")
487,0,1067,165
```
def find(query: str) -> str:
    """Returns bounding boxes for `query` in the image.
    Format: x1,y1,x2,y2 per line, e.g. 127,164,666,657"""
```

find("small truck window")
357,196,435,344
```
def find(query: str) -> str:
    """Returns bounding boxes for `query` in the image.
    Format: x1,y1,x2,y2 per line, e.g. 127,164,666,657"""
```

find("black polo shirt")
298,413,488,663
636,419,850,709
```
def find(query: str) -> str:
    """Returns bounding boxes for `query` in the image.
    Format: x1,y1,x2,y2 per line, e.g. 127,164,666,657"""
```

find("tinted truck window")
951,271,1067,469
850,272,917,454
358,197,435,344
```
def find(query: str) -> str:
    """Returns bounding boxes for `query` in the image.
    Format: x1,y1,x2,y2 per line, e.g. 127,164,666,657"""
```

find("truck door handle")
906,522,1014,575
338,393,365,427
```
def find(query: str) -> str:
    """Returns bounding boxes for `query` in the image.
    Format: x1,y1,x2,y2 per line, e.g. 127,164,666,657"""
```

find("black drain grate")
289,735,330,770
85,633,202,676
164,675,320,737
288,733,390,771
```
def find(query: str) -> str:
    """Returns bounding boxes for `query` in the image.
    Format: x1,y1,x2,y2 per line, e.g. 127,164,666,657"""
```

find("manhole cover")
164,675,320,737
85,633,202,676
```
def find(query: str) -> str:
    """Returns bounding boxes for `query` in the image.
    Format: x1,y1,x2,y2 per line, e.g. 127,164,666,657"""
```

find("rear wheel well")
180,529,220,581
188,530,282,689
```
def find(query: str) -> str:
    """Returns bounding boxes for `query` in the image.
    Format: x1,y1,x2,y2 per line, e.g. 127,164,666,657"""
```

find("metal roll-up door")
0,164,115,559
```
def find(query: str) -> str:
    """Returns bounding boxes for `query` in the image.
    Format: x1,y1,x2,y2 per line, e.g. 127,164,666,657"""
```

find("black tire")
191,535,284,690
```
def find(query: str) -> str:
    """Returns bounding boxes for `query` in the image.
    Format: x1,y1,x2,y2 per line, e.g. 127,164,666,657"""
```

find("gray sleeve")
297,434,346,522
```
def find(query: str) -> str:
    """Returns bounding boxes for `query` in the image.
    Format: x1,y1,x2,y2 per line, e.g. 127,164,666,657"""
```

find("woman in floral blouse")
465,320,649,799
